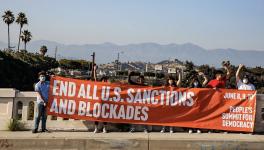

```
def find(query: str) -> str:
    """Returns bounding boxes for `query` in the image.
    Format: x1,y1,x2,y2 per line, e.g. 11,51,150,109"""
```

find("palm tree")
16,12,28,51
20,30,32,50
39,45,48,56
2,10,15,49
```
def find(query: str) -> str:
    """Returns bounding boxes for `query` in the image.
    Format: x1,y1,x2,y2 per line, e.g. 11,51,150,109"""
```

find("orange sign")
47,76,257,132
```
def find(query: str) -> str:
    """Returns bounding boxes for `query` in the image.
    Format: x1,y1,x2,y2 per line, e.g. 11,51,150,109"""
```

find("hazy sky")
0,0,264,50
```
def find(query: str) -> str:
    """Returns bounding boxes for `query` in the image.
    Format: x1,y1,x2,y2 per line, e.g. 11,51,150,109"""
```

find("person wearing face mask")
32,71,50,133
189,72,208,88
236,64,255,90
187,72,208,134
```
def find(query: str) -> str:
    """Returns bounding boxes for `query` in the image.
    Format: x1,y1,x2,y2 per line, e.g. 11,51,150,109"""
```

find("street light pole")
54,46,58,60
117,51,124,71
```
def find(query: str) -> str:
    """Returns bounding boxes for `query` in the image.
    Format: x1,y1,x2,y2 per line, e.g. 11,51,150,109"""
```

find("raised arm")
199,72,208,87
93,65,97,81
236,64,244,82
224,65,231,79
176,70,182,87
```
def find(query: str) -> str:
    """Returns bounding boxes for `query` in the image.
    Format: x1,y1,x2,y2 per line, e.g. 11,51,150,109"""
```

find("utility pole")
117,52,120,71
117,52,120,63
54,46,58,60
145,63,148,72
91,52,95,80
116,52,123,71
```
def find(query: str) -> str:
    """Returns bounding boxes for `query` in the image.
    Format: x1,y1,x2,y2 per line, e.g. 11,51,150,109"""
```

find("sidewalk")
1,131,264,150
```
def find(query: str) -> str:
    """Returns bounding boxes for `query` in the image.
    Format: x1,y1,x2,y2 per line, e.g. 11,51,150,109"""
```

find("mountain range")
0,40,263,67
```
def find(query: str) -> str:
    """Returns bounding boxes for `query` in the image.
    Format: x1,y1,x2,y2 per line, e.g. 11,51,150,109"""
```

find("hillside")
1,40,263,67
0,50,58,90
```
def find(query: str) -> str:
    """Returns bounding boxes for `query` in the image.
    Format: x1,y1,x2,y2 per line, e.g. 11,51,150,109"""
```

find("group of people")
32,63,255,134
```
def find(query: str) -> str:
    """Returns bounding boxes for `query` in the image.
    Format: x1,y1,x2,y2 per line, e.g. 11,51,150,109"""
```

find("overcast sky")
0,0,264,50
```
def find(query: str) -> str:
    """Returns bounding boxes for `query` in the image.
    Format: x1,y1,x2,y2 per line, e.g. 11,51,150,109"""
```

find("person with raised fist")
236,64,255,90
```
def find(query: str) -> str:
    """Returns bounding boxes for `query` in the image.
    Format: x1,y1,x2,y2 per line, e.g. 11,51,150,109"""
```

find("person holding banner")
236,64,255,90
128,71,149,133
207,61,231,89
93,68,108,133
189,72,208,88
187,71,208,134
94,76,109,133
160,71,182,133
206,62,231,133
32,71,50,133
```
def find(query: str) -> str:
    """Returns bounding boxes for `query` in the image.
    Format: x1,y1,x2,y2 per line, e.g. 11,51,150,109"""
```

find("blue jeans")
34,103,47,130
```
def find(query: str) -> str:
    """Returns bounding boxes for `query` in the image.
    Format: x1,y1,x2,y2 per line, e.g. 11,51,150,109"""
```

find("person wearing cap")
236,64,255,90
206,63,231,89
32,71,50,133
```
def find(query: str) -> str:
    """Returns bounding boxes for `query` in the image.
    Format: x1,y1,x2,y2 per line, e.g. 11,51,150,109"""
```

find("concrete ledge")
0,89,16,98
1,132,264,150
0,132,148,150
149,133,264,150
16,92,37,98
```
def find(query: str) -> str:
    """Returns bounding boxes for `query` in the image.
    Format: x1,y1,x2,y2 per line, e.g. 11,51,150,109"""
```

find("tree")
182,61,196,87
39,45,48,56
185,61,194,71
2,10,15,49
59,59,92,70
20,30,32,50
16,12,28,51
0,50,58,91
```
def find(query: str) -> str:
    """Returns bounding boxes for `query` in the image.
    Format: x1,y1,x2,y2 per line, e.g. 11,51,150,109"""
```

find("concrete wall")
254,94,264,132
0,88,264,132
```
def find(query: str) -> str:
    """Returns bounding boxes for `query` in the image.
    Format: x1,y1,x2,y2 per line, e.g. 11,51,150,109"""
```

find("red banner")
47,76,257,132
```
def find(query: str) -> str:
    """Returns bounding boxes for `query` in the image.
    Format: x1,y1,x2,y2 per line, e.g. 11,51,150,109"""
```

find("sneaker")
160,127,165,133
129,128,135,133
188,129,193,134
197,129,201,134
169,127,174,133
143,128,148,133
93,127,99,133
41,129,49,133
32,129,38,134
103,127,107,133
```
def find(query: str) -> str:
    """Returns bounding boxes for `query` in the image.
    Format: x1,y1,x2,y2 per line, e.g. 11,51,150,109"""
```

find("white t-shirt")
237,79,255,90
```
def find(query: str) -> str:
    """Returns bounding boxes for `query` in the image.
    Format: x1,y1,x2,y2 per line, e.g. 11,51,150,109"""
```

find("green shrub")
7,118,25,131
